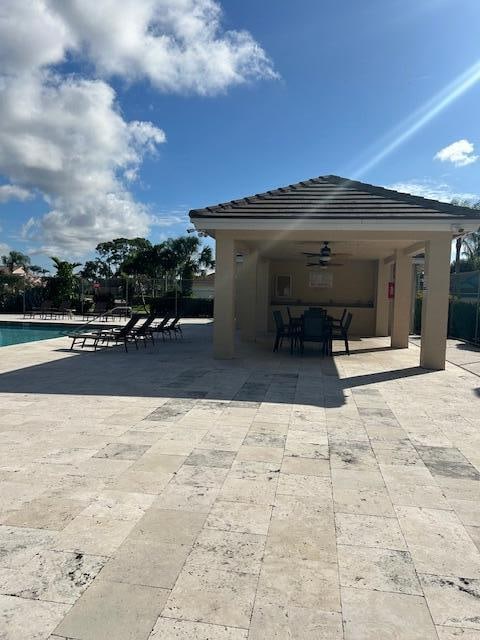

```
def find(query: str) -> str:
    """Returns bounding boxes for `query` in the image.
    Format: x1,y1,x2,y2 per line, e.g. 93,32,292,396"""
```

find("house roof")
189,175,480,221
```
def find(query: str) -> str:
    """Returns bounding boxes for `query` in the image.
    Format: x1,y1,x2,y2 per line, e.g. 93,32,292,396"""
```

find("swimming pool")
0,322,81,347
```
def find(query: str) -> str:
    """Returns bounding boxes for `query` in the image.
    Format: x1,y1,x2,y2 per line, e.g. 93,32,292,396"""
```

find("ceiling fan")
302,241,350,268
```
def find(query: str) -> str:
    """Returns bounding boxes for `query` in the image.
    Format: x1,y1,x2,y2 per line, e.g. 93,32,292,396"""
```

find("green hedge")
414,295,480,343
149,297,213,318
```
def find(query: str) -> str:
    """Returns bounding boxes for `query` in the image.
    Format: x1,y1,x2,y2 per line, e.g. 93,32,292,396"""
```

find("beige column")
238,250,258,341
375,259,390,337
420,234,451,370
391,250,412,349
213,233,236,359
255,258,270,336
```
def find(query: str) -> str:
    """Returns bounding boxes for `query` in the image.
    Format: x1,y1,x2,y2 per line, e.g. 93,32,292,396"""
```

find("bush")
148,296,213,318
449,300,478,342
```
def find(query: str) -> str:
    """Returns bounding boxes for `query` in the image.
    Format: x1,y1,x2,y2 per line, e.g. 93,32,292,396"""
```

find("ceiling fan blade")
302,252,322,256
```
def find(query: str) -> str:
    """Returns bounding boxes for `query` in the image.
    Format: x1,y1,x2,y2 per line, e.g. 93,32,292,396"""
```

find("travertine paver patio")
0,321,479,639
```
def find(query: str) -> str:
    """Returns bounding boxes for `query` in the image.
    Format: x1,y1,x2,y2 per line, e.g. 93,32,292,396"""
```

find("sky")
1,0,480,268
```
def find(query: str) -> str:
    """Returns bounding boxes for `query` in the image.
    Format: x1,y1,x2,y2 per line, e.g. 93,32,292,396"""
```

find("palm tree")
1,250,31,273
48,257,82,304
164,236,215,296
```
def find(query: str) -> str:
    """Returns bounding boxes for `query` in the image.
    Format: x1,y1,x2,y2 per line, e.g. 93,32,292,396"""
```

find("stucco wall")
268,259,376,335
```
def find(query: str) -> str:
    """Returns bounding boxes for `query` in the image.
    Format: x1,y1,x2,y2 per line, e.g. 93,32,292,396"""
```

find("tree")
95,238,152,276
1,250,31,273
164,236,215,296
48,257,81,304
451,199,480,273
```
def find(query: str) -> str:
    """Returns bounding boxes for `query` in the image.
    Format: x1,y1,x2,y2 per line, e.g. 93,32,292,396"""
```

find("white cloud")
0,0,275,254
0,185,32,203
434,139,478,167
387,179,480,204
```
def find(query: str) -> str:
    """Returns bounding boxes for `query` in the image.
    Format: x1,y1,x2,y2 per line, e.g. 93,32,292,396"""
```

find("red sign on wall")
388,282,395,299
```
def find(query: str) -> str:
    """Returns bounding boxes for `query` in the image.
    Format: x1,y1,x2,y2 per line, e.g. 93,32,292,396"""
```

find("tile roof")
189,175,480,221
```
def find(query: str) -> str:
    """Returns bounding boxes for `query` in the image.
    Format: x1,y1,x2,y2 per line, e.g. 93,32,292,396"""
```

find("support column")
420,235,451,370
255,258,270,336
391,250,412,349
375,259,390,337
213,233,236,359
238,250,258,341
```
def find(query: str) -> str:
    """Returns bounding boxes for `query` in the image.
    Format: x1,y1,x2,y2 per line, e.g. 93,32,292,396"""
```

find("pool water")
0,322,80,347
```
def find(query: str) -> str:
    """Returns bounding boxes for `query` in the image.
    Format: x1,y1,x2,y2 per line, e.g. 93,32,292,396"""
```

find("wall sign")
309,271,333,288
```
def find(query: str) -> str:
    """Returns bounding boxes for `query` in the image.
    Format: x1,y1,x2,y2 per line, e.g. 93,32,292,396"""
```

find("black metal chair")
273,310,296,352
330,312,353,355
331,308,347,328
299,312,330,356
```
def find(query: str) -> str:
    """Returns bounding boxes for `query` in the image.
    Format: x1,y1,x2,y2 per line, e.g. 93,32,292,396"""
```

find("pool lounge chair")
69,314,145,352
155,315,183,340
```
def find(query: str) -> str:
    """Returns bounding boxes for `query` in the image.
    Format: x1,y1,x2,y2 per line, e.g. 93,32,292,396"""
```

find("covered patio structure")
190,175,480,370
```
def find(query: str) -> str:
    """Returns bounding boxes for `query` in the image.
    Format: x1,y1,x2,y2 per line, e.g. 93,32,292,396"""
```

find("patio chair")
273,310,297,352
299,312,331,356
24,299,53,319
330,308,347,328
51,301,74,319
69,313,145,352
132,314,157,347
156,315,183,340
82,301,108,321
330,311,352,355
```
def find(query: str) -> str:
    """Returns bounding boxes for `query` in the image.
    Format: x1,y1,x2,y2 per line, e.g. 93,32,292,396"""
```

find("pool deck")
0,321,479,639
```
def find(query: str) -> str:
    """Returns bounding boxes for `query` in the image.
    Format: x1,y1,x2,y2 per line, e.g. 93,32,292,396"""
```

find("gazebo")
189,175,480,369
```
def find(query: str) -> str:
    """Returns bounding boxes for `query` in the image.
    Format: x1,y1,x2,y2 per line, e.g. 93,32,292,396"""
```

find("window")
275,275,292,298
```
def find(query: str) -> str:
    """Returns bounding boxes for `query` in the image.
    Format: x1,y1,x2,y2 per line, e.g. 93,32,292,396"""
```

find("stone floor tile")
206,500,272,535
243,432,285,448
172,464,229,488
256,557,341,611
130,508,206,545
152,482,220,512
185,528,265,575
0,549,106,604
335,513,407,550
333,484,395,516
4,496,86,530
265,520,337,562
219,478,277,506
381,463,435,486
149,618,248,639
396,506,480,578
106,469,172,494
273,493,334,523
281,456,330,476
449,499,480,526
79,490,155,521
330,441,378,469
235,445,283,464
52,516,136,556
386,482,451,509
0,525,56,569
337,544,422,594
163,566,257,628
184,449,236,469
249,602,343,640
341,587,438,639
0,594,69,640
276,473,331,498
436,626,480,639
420,574,480,630
467,526,480,552
129,453,186,474
54,579,169,640
99,538,190,589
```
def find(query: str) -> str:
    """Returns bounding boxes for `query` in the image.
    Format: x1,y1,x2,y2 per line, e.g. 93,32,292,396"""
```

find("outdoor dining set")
273,307,352,356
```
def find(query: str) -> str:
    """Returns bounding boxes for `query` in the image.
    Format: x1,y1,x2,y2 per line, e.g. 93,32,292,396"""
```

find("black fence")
0,275,214,318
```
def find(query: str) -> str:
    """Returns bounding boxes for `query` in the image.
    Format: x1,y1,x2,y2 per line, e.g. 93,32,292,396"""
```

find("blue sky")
1,0,480,267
